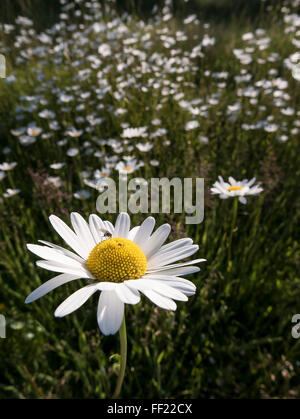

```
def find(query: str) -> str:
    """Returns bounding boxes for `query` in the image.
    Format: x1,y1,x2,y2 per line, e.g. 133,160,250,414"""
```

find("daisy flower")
0,162,17,171
25,212,204,336
115,160,141,175
211,176,263,204
73,190,91,200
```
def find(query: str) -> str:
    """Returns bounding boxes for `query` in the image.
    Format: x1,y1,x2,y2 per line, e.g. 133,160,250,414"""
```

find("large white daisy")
26,213,205,335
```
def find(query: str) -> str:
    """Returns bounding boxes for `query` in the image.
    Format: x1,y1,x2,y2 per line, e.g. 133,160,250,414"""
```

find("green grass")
0,0,300,398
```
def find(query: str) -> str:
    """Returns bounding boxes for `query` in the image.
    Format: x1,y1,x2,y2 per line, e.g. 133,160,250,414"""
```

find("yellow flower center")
31,130,39,135
124,166,133,171
228,185,243,192
86,237,147,283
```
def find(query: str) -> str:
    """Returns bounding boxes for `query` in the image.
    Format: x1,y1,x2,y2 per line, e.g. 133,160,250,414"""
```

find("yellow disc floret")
228,185,243,192
86,237,147,283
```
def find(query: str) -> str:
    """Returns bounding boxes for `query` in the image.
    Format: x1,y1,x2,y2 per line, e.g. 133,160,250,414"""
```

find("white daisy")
25,213,205,336
3,188,21,198
27,126,42,136
0,161,17,171
73,190,91,200
211,176,263,204
115,160,141,175
50,163,65,170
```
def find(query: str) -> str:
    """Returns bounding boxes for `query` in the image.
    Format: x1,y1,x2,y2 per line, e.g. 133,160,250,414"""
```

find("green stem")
113,314,127,399
227,197,238,271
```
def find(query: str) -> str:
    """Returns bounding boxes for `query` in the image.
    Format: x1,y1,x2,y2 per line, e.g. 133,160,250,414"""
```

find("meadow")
0,0,300,398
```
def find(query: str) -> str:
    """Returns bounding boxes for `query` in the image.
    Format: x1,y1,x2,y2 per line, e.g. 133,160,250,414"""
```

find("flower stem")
227,197,238,271
113,314,127,399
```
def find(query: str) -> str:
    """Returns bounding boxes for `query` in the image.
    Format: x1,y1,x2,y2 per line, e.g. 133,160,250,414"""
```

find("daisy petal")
133,216,155,248
147,245,199,269
143,274,196,290
104,221,114,234
141,289,176,310
49,214,87,259
36,260,93,278
38,240,85,263
149,266,200,276
113,212,130,238
147,258,206,272
143,224,171,258
115,283,140,304
89,214,106,244
70,212,96,253
27,244,85,268
25,274,81,303
96,282,117,291
54,284,99,317
97,291,124,335
125,279,187,301
128,226,140,241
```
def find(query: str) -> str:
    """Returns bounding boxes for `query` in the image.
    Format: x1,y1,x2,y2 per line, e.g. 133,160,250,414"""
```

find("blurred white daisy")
0,162,17,171
50,163,65,170
211,176,263,204
73,190,91,200
136,142,153,152
3,188,21,198
25,213,205,336
67,147,79,157
0,171,6,181
115,160,141,175
121,127,147,139
27,126,42,136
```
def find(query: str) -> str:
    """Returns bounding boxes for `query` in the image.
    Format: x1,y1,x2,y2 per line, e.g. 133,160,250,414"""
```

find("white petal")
147,245,199,269
97,291,124,335
141,289,176,310
89,214,106,244
143,224,171,259
36,260,93,278
25,274,81,303
133,216,155,248
38,240,85,263
147,258,206,273
104,221,114,234
49,214,88,259
125,279,187,301
149,266,200,276
54,284,99,317
157,238,193,254
143,274,196,288
113,212,130,238
228,176,236,185
96,282,117,291
247,177,256,187
70,212,96,253
27,244,85,268
239,196,247,204
115,283,140,304
128,226,140,241
141,275,196,296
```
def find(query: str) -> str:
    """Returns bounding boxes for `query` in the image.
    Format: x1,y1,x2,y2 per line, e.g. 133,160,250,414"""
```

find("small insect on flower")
99,228,113,240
